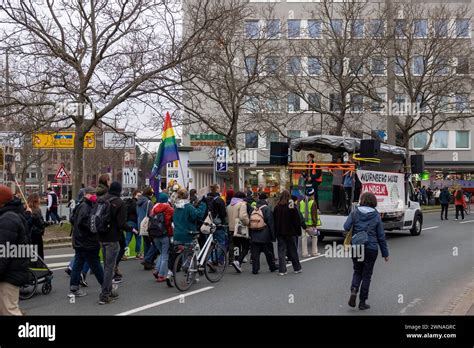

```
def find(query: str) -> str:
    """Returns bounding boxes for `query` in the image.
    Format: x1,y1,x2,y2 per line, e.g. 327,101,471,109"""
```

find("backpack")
250,205,267,231
204,195,223,224
148,212,167,238
69,201,81,225
89,197,114,235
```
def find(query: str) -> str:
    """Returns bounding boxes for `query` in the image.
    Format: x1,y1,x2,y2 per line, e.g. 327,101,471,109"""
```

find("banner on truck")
357,170,404,213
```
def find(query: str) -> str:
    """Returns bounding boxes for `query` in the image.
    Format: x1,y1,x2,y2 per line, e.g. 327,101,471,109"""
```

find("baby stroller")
20,254,53,300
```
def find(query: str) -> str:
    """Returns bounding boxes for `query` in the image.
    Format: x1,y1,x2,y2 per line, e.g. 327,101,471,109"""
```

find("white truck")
290,135,423,240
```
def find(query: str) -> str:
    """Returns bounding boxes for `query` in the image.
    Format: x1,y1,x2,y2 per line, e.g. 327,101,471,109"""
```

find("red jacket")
454,191,467,208
151,203,174,237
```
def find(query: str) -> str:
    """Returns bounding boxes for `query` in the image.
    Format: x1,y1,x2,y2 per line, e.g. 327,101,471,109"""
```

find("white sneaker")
232,260,242,273
279,272,287,276
294,269,303,274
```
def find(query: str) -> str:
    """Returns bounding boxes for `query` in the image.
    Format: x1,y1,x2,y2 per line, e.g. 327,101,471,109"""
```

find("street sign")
216,147,228,173
103,132,135,149
32,132,96,149
122,167,138,188
55,165,70,180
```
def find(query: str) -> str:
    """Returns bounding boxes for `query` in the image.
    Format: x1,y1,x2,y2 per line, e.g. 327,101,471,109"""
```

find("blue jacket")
343,173,353,188
344,206,389,258
439,189,450,205
173,199,206,244
137,195,152,227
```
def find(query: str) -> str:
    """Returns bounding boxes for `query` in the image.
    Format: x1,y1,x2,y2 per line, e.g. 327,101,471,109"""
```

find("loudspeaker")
360,139,381,158
411,154,425,174
270,142,289,165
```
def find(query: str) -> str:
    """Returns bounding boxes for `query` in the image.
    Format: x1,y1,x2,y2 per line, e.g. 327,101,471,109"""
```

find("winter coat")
72,198,100,250
98,192,132,243
173,199,206,244
273,200,302,237
250,199,275,243
27,209,46,237
454,190,466,207
205,192,227,224
125,197,138,223
439,189,450,205
96,183,109,198
0,199,30,287
151,203,174,237
343,206,389,258
227,198,250,232
137,195,152,228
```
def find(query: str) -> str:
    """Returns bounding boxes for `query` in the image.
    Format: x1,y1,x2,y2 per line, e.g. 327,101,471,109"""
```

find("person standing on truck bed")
331,157,345,214
303,153,323,207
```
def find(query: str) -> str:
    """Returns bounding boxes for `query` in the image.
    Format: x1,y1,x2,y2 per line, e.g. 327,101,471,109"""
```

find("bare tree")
0,0,235,196
389,3,473,154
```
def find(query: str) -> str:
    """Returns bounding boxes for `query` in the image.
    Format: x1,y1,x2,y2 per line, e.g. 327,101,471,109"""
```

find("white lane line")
44,254,74,259
116,286,214,316
286,254,325,267
51,266,69,271
459,220,474,224
422,226,439,231
400,298,423,314
46,262,70,268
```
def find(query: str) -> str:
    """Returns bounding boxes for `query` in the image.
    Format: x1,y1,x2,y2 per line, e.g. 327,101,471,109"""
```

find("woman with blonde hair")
26,193,47,260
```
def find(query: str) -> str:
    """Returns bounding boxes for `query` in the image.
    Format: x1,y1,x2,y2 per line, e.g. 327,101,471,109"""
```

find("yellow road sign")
32,132,96,149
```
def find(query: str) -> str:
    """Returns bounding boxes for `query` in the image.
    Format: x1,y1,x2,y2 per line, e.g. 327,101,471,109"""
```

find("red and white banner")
357,170,405,213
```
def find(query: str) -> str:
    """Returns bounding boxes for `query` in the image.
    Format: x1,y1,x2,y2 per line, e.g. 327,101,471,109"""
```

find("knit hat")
0,185,13,207
109,181,122,196
158,193,169,203
305,187,315,197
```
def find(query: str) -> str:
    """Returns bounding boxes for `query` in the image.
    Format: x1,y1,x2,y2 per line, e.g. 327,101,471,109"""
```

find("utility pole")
386,1,397,146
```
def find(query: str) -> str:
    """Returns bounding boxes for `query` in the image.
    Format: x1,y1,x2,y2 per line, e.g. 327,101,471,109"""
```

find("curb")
44,237,72,244
441,281,474,315
44,242,72,250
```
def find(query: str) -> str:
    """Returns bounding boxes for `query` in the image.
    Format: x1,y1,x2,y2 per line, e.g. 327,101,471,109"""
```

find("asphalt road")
21,211,473,316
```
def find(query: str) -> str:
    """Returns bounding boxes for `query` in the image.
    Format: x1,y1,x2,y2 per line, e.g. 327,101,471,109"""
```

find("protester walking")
274,191,302,275
344,192,389,310
205,184,227,250
228,192,250,273
138,187,157,270
0,185,29,315
25,193,47,260
46,187,61,224
439,187,450,221
454,188,466,221
124,190,142,259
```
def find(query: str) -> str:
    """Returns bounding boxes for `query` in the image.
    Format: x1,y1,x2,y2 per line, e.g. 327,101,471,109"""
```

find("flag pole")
178,160,188,190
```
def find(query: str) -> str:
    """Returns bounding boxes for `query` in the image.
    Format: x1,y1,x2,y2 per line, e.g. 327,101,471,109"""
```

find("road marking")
116,286,214,316
46,262,70,268
459,220,474,224
44,254,74,259
51,266,69,271
287,254,325,267
400,298,423,314
422,226,439,231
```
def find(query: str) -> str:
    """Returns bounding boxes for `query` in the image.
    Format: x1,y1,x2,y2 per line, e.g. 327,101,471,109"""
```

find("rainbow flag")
150,112,180,195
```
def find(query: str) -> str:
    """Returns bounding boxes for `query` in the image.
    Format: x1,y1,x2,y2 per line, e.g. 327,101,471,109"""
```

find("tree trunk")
72,125,86,199
232,152,240,191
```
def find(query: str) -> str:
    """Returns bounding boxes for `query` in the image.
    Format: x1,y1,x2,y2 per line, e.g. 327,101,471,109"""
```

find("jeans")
153,236,170,277
214,228,227,251
277,235,301,273
70,248,104,292
250,242,277,274
351,248,378,301
46,207,61,224
455,205,465,220
125,221,142,254
441,204,449,219
144,239,159,264
69,256,90,274
100,242,120,300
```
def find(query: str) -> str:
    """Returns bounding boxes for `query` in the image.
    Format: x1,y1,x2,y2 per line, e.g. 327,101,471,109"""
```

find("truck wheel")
410,215,422,236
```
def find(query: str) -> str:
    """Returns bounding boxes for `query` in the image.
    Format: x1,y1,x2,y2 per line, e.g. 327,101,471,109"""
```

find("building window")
369,19,384,38
308,93,321,111
287,130,301,139
245,132,258,149
287,93,301,112
266,19,281,39
395,94,408,114
371,58,385,75
350,94,363,112
244,96,259,113
414,19,428,38
434,19,448,38
456,57,469,75
265,56,279,75
308,57,322,75
266,131,279,146
433,130,449,149
455,19,470,38
288,57,302,75
245,57,257,75
330,19,343,37
456,131,470,149
245,20,260,39
455,94,469,112
308,20,322,38
413,132,428,149
416,95,428,113
395,19,405,38
30,172,37,179
434,57,448,76
288,19,301,38
265,97,279,112
329,93,342,112
329,57,343,75
439,95,450,112
394,56,406,76
349,57,364,75
352,19,364,38
308,130,322,137
371,93,386,112
412,56,425,76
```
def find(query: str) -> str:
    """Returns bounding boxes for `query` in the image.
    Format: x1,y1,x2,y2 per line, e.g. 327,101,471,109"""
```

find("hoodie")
227,197,249,232
343,206,389,257
151,203,174,237
172,199,206,244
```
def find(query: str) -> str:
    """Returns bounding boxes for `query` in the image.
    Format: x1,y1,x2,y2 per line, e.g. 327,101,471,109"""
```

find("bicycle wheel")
204,242,228,283
173,251,197,292
19,269,38,300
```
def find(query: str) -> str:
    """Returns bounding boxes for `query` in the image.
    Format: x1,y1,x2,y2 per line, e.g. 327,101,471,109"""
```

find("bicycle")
172,227,228,292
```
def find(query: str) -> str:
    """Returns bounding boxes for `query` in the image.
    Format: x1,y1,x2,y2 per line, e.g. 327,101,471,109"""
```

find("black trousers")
233,237,251,264
441,204,449,219
344,187,352,213
251,242,277,274
351,248,378,301
455,205,465,220
31,233,44,261
116,234,126,267
332,186,345,213
277,235,301,273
